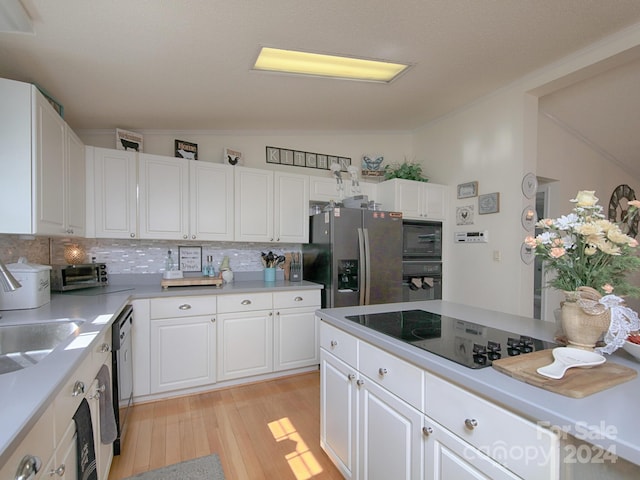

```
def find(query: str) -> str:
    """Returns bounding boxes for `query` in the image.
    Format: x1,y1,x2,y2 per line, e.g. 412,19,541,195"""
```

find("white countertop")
0,279,322,467
316,300,640,467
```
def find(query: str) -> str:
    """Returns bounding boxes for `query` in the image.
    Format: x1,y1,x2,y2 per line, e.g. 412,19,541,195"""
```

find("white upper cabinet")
138,153,190,239
235,167,309,243
376,179,448,221
0,78,85,236
89,147,138,239
189,161,234,241
309,176,377,203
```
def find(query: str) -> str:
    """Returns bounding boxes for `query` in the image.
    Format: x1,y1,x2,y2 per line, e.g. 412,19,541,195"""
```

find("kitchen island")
317,300,640,479
0,279,322,476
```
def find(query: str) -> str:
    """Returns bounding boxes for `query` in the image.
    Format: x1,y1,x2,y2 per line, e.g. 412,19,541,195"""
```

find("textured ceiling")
1,0,640,133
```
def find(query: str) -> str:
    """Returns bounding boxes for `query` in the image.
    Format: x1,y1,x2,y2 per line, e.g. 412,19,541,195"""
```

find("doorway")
533,188,547,319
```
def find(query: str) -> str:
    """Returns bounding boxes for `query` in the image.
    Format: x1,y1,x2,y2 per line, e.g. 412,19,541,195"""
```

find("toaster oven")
50,263,108,291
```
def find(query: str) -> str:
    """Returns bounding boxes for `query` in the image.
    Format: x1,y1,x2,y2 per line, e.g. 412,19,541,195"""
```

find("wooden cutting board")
492,349,637,398
161,276,223,289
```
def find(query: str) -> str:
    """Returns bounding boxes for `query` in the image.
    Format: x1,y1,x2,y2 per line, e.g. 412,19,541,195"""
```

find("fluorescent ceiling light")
253,47,411,83
0,0,34,34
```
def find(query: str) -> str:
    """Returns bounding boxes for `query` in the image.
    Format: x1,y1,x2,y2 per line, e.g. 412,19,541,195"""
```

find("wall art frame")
175,139,198,160
457,181,478,199
116,128,143,152
478,192,500,214
265,146,350,171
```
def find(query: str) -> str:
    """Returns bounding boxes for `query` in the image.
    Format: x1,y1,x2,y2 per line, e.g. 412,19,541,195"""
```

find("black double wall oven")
402,220,442,302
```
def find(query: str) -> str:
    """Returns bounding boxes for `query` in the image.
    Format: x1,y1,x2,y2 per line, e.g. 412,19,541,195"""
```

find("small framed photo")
457,181,478,199
317,154,328,169
280,149,294,165
305,152,317,167
224,147,243,166
178,246,202,272
116,128,143,152
478,192,500,214
175,140,198,160
266,146,280,164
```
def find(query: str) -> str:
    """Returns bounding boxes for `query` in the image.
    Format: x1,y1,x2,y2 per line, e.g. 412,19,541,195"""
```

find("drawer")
273,289,321,309
320,321,357,367
53,356,94,444
217,292,272,313
150,295,216,319
91,329,112,367
425,373,559,480
359,340,424,411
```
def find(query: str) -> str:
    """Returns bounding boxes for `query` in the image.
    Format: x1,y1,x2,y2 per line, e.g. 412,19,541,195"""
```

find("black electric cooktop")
345,309,555,369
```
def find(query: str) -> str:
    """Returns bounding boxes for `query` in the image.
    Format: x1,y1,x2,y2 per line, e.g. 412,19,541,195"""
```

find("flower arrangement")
525,190,640,298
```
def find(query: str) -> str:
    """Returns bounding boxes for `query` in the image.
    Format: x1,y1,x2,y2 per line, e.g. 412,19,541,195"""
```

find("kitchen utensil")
536,347,605,379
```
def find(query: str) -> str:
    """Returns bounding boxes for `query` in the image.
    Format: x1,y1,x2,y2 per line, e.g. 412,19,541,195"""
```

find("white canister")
0,261,52,310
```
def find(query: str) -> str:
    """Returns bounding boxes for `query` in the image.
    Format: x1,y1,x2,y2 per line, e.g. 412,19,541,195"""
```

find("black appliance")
345,309,555,369
402,220,442,302
303,208,404,308
111,305,133,455
402,220,442,258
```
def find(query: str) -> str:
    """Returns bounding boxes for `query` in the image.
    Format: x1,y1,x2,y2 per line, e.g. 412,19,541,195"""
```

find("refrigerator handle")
363,228,371,305
357,227,366,306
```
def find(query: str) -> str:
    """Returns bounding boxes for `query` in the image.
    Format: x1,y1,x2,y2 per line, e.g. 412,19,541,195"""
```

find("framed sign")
178,246,202,272
175,139,198,160
478,192,500,214
457,181,478,199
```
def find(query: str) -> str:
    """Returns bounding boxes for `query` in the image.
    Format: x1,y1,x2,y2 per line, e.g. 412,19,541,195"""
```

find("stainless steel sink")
0,320,84,375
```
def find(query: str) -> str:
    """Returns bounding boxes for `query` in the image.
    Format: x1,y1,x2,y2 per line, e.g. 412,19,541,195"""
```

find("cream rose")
571,190,598,207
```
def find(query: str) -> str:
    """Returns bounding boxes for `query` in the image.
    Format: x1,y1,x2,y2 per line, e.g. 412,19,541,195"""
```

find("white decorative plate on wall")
522,172,538,199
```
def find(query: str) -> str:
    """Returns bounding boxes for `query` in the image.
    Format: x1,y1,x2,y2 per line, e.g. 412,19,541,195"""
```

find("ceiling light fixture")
253,47,411,83
0,0,34,34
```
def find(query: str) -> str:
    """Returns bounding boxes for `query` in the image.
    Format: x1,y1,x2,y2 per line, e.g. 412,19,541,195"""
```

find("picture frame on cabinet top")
175,139,198,160
316,154,328,169
305,152,317,167
224,147,243,166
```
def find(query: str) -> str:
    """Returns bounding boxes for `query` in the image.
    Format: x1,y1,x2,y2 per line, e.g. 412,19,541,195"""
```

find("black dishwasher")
111,304,133,455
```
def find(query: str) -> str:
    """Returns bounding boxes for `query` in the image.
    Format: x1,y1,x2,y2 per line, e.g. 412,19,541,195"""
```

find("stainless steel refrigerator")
303,208,403,308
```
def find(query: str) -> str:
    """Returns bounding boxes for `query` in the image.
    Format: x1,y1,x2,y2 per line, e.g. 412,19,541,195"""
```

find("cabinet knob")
130,233,136,238
241,299,252,305
356,379,364,386
378,367,388,376
270,238,274,242
294,296,303,302
464,418,478,430
422,426,434,436
183,234,188,239
211,317,216,323
16,455,41,480
49,463,66,477
330,340,338,348
100,343,111,353
276,237,280,242
178,304,192,310
191,235,196,239
71,381,85,397
347,373,355,381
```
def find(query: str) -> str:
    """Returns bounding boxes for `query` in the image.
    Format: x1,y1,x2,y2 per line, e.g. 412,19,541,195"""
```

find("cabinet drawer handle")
179,304,192,310
294,296,303,302
49,463,66,477
422,426,434,436
330,340,338,348
100,343,111,353
464,418,478,430
72,381,85,397
16,454,41,480
378,367,388,376
356,379,364,386
241,299,252,305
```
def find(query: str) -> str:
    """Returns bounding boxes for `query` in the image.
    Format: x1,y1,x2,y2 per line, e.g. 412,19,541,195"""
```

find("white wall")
537,112,640,321
78,130,413,180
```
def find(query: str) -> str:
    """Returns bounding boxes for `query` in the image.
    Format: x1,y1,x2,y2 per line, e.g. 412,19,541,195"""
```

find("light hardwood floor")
108,371,343,479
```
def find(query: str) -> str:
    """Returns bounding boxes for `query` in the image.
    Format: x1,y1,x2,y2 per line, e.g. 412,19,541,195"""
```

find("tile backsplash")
0,235,301,275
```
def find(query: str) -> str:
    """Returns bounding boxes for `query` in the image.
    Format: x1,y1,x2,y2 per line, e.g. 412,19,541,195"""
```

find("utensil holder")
290,263,301,282
264,267,276,282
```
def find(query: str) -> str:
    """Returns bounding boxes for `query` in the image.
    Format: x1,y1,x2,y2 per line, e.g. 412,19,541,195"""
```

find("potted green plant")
383,161,428,182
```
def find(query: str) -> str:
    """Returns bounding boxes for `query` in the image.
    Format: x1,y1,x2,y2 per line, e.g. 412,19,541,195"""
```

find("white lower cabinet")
358,375,424,480
149,296,217,393
320,350,358,480
319,321,560,480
